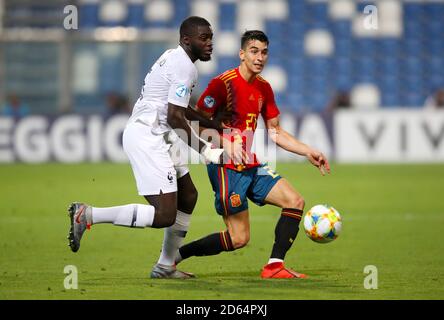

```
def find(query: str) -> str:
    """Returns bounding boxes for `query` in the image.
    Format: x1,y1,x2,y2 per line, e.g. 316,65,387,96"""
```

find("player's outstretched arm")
266,116,331,175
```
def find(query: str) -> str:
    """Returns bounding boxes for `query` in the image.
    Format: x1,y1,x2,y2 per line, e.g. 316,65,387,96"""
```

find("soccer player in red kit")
177,30,330,278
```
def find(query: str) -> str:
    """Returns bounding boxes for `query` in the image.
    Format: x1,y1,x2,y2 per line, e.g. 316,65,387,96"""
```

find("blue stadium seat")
403,39,423,56
219,2,236,31
79,4,99,28
426,57,443,71
424,40,444,56
331,21,351,38
10,0,444,113
334,75,352,91
217,57,239,74
197,75,212,94
403,57,423,74
289,1,306,18
404,4,425,17
424,21,443,35
354,39,377,57
286,20,305,39
304,58,331,75
307,3,328,21
126,4,144,28
274,93,288,108
172,0,189,27
335,40,353,57
288,74,304,90
265,21,287,40
303,89,330,112
382,92,401,107
403,92,426,107
378,40,401,56
287,39,304,53
288,58,304,73
427,75,444,89
286,92,304,110
74,94,104,114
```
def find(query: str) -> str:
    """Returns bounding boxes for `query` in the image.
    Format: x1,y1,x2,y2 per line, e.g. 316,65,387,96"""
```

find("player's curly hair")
241,30,269,49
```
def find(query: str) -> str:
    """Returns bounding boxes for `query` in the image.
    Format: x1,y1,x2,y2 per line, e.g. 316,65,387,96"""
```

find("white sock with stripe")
267,258,284,265
91,204,155,228
157,210,191,266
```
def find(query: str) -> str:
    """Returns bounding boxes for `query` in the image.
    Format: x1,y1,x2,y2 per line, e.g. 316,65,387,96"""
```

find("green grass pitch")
0,162,443,300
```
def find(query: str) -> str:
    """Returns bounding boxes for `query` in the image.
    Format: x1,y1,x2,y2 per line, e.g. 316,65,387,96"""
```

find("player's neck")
179,43,198,63
239,64,257,83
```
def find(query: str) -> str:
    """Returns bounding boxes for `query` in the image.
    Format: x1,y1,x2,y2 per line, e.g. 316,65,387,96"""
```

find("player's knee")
187,187,198,209
284,194,305,210
178,187,198,213
231,233,250,249
152,207,177,228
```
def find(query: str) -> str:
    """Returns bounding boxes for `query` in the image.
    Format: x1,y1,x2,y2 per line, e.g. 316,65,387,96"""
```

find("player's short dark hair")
241,30,269,49
180,16,211,38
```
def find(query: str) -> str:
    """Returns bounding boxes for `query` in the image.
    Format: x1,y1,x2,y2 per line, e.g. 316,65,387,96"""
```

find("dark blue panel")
79,4,99,28
172,0,190,27
126,4,144,27
219,2,236,31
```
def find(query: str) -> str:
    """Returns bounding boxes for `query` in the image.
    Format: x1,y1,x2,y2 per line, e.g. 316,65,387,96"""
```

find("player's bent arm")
184,106,245,164
266,116,331,175
185,106,223,130
167,103,224,164
167,103,208,152
183,106,224,150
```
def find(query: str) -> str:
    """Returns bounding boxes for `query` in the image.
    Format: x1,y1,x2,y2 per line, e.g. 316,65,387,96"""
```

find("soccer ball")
303,205,342,243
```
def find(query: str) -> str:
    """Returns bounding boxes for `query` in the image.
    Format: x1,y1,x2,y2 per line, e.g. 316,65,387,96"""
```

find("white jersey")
129,45,198,135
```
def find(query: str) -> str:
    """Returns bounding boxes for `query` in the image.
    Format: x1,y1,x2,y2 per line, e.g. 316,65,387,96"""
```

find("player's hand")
201,144,225,164
222,137,249,166
306,150,330,176
213,111,232,130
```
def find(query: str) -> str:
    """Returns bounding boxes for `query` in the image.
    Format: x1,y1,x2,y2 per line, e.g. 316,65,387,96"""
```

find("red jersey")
197,67,280,171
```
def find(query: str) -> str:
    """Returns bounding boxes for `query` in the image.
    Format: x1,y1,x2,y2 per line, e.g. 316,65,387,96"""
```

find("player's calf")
229,231,250,249
176,229,236,264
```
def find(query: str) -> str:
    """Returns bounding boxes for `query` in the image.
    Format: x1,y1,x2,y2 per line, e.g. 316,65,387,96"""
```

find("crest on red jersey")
258,96,263,112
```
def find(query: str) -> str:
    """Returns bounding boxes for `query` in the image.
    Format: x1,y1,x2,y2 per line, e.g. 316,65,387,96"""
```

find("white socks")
157,210,191,266
90,205,191,266
91,204,155,228
268,258,284,265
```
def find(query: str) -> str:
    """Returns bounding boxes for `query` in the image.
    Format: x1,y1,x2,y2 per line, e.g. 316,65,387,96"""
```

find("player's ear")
181,35,191,47
239,49,245,62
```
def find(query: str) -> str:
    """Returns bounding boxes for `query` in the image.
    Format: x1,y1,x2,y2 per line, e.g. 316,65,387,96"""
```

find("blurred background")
1,1,444,300
0,0,444,163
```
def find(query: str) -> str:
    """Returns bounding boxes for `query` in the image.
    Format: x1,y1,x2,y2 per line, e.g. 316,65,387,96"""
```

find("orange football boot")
260,262,307,279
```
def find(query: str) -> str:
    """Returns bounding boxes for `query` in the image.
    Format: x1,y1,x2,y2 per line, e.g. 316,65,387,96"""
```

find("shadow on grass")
136,269,357,298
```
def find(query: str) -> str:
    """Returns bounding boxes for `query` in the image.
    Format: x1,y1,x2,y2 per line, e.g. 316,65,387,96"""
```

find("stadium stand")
1,0,443,114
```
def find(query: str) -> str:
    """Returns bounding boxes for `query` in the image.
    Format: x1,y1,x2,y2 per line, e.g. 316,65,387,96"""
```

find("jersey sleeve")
196,78,227,117
261,82,280,120
167,63,197,108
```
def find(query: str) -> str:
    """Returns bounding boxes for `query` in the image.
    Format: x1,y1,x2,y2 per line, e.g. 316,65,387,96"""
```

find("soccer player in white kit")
67,16,231,279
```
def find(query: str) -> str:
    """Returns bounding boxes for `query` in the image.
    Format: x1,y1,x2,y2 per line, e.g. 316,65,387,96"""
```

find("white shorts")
122,119,190,195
